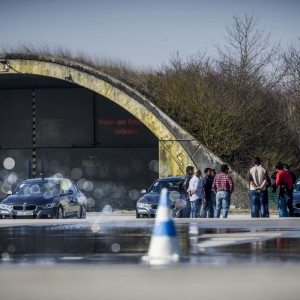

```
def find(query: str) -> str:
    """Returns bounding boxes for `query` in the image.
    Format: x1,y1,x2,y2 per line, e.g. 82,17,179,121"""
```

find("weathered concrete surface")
0,266,299,300
0,54,248,204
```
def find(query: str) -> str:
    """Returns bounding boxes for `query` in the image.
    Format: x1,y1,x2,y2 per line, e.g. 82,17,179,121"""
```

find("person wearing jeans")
212,164,234,218
190,198,201,218
249,189,268,217
215,191,231,218
278,197,288,217
283,164,296,217
180,166,194,218
200,168,214,218
275,162,293,218
188,169,204,218
248,157,269,218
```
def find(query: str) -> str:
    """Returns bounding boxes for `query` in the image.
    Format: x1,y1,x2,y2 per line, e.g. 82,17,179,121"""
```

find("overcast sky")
0,0,299,68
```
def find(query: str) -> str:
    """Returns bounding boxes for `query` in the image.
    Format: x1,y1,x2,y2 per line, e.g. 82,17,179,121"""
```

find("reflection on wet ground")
194,227,300,266
0,220,300,266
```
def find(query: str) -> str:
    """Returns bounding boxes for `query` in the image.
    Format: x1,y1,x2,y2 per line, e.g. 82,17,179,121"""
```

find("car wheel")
79,206,87,219
57,207,64,219
150,214,155,218
136,210,140,219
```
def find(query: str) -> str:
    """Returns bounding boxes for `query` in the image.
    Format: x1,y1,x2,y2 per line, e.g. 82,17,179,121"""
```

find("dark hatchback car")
293,179,300,216
136,176,186,218
0,178,87,219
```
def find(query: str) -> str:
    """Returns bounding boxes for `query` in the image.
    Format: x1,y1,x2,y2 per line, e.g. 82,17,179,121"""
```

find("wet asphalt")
0,213,300,300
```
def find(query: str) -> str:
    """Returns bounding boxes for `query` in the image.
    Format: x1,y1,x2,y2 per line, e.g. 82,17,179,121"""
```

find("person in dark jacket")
283,164,295,217
180,166,194,217
264,171,271,217
211,168,216,209
200,168,214,218
283,164,297,184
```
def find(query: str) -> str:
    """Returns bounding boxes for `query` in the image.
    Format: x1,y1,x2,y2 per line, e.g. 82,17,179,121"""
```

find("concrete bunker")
0,54,247,208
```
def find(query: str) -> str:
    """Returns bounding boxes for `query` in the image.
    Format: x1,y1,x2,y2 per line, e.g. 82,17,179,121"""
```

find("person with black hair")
210,168,216,210
179,165,194,217
212,164,234,218
188,169,204,218
283,164,295,217
275,162,293,217
200,168,214,218
249,156,269,218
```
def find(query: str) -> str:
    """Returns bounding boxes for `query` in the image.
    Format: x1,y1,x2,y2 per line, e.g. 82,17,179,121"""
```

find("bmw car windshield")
148,179,182,194
14,181,60,197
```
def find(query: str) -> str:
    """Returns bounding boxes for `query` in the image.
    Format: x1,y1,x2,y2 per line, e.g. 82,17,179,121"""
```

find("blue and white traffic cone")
143,188,181,265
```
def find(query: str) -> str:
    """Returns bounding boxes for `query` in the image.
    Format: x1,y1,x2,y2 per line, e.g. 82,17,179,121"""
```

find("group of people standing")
249,157,296,218
180,164,234,218
180,156,297,218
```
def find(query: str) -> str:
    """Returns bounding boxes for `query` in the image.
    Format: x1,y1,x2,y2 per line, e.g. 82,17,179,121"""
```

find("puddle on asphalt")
0,223,300,266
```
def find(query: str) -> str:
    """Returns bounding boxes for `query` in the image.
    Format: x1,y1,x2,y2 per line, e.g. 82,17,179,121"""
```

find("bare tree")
283,39,300,91
216,13,282,87
283,39,300,154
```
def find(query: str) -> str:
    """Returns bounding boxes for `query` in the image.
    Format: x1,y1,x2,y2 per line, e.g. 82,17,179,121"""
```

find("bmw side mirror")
141,189,147,194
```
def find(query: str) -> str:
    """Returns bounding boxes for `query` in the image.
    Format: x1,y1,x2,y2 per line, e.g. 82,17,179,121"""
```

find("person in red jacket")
275,162,293,217
283,164,295,217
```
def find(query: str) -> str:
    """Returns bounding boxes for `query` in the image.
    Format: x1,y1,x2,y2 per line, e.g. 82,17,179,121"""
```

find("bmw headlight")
0,204,13,210
137,202,151,208
39,203,57,209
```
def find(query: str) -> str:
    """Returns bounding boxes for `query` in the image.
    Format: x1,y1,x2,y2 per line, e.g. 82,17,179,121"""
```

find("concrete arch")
0,54,247,204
